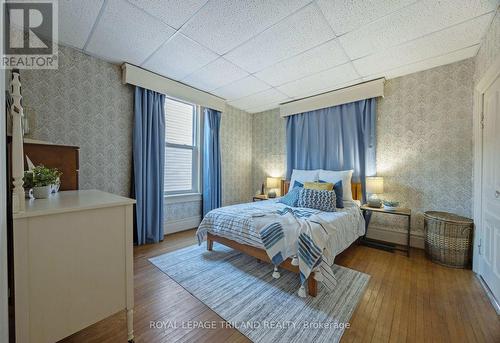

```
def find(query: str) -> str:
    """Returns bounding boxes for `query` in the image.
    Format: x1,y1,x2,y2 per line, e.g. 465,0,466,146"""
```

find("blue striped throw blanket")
197,201,340,294
257,208,338,291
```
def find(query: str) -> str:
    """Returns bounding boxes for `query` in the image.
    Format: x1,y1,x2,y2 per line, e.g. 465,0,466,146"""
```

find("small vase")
33,186,52,199
25,188,33,199
51,178,60,193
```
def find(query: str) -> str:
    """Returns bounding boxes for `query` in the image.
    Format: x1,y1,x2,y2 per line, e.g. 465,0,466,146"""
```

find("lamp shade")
366,176,384,194
266,177,280,189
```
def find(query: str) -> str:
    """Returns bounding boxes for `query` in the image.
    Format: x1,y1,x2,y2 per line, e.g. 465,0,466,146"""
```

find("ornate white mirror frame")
10,70,25,213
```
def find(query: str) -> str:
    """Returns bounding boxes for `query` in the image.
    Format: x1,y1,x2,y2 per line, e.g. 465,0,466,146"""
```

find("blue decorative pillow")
297,189,336,212
292,180,303,189
278,186,300,207
319,180,344,208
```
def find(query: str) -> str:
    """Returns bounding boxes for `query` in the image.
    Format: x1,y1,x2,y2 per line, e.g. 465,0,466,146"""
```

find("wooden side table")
360,204,412,257
253,194,269,201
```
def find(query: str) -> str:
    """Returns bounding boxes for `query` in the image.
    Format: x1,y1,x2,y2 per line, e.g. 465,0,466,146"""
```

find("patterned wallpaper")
165,200,201,222
19,40,483,238
474,10,499,83
221,104,253,205
251,59,475,238
164,104,253,222
21,45,134,197
251,108,285,195
371,59,474,236
20,44,254,229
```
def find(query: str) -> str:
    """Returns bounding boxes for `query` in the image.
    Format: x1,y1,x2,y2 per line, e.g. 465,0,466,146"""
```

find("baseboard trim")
164,216,201,235
366,225,425,249
477,274,500,315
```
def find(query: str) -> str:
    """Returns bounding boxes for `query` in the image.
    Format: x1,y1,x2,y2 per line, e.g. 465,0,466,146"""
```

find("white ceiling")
58,0,499,113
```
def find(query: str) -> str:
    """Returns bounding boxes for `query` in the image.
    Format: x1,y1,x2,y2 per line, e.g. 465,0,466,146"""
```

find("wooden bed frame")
207,179,362,297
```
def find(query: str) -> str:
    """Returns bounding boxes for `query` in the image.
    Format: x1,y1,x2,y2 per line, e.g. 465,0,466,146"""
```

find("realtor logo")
2,0,58,69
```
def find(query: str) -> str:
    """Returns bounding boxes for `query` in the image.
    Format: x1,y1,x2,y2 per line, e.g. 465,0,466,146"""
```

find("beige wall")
251,58,475,241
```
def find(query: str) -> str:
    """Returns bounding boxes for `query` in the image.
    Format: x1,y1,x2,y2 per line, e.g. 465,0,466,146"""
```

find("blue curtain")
286,98,376,201
133,87,165,245
203,108,222,216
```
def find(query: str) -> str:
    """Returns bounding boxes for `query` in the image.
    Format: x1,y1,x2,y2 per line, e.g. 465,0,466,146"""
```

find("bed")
196,180,365,297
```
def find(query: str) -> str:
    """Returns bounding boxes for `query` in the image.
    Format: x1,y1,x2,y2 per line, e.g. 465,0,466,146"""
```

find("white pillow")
318,169,354,201
289,169,319,192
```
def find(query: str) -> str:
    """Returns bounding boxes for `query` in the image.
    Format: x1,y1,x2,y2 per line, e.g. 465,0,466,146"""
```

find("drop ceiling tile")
277,63,360,98
317,0,415,36
180,0,310,54
228,88,289,110
254,39,349,86
224,3,336,73
127,0,207,29
380,45,480,79
353,13,493,77
182,58,248,91
142,33,219,81
58,0,104,49
340,0,497,59
85,0,175,64
212,76,270,100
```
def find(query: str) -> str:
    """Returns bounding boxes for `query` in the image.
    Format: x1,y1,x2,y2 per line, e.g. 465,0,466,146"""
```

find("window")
164,97,199,195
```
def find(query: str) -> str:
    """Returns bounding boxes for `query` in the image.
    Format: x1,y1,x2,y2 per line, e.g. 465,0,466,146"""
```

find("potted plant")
31,165,61,199
50,168,62,193
23,171,34,198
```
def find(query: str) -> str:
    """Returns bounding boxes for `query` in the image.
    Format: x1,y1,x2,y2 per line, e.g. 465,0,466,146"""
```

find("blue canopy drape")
133,87,165,245
202,108,222,216
285,98,377,201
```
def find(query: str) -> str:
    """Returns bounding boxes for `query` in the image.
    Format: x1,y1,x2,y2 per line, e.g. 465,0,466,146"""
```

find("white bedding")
197,198,365,266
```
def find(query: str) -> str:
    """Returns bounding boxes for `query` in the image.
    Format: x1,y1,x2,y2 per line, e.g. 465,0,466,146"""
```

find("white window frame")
164,97,201,198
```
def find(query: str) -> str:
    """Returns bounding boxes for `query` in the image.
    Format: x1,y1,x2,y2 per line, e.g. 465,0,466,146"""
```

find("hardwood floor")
62,229,500,343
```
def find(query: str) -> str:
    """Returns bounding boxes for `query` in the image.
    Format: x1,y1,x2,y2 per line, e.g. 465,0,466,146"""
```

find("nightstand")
360,204,411,257
253,194,269,201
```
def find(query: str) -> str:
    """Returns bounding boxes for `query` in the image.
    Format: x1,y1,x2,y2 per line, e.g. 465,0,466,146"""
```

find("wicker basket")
424,211,473,268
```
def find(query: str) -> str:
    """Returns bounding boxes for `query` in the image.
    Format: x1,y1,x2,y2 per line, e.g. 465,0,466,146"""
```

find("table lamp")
366,176,384,208
266,177,280,198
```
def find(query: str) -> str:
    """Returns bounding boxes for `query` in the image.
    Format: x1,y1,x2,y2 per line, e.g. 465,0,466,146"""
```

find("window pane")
165,146,192,192
165,98,194,146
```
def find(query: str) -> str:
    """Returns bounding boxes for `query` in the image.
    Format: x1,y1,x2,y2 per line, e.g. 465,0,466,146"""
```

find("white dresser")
13,190,135,343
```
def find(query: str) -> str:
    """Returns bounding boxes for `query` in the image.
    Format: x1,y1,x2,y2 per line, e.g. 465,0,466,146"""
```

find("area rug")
149,243,370,343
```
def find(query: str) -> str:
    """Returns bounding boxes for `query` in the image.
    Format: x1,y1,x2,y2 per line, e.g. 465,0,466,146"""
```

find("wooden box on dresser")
12,190,135,343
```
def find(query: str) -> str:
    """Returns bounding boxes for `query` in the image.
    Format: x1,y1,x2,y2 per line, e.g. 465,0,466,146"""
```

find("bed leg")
308,273,318,297
207,237,213,251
